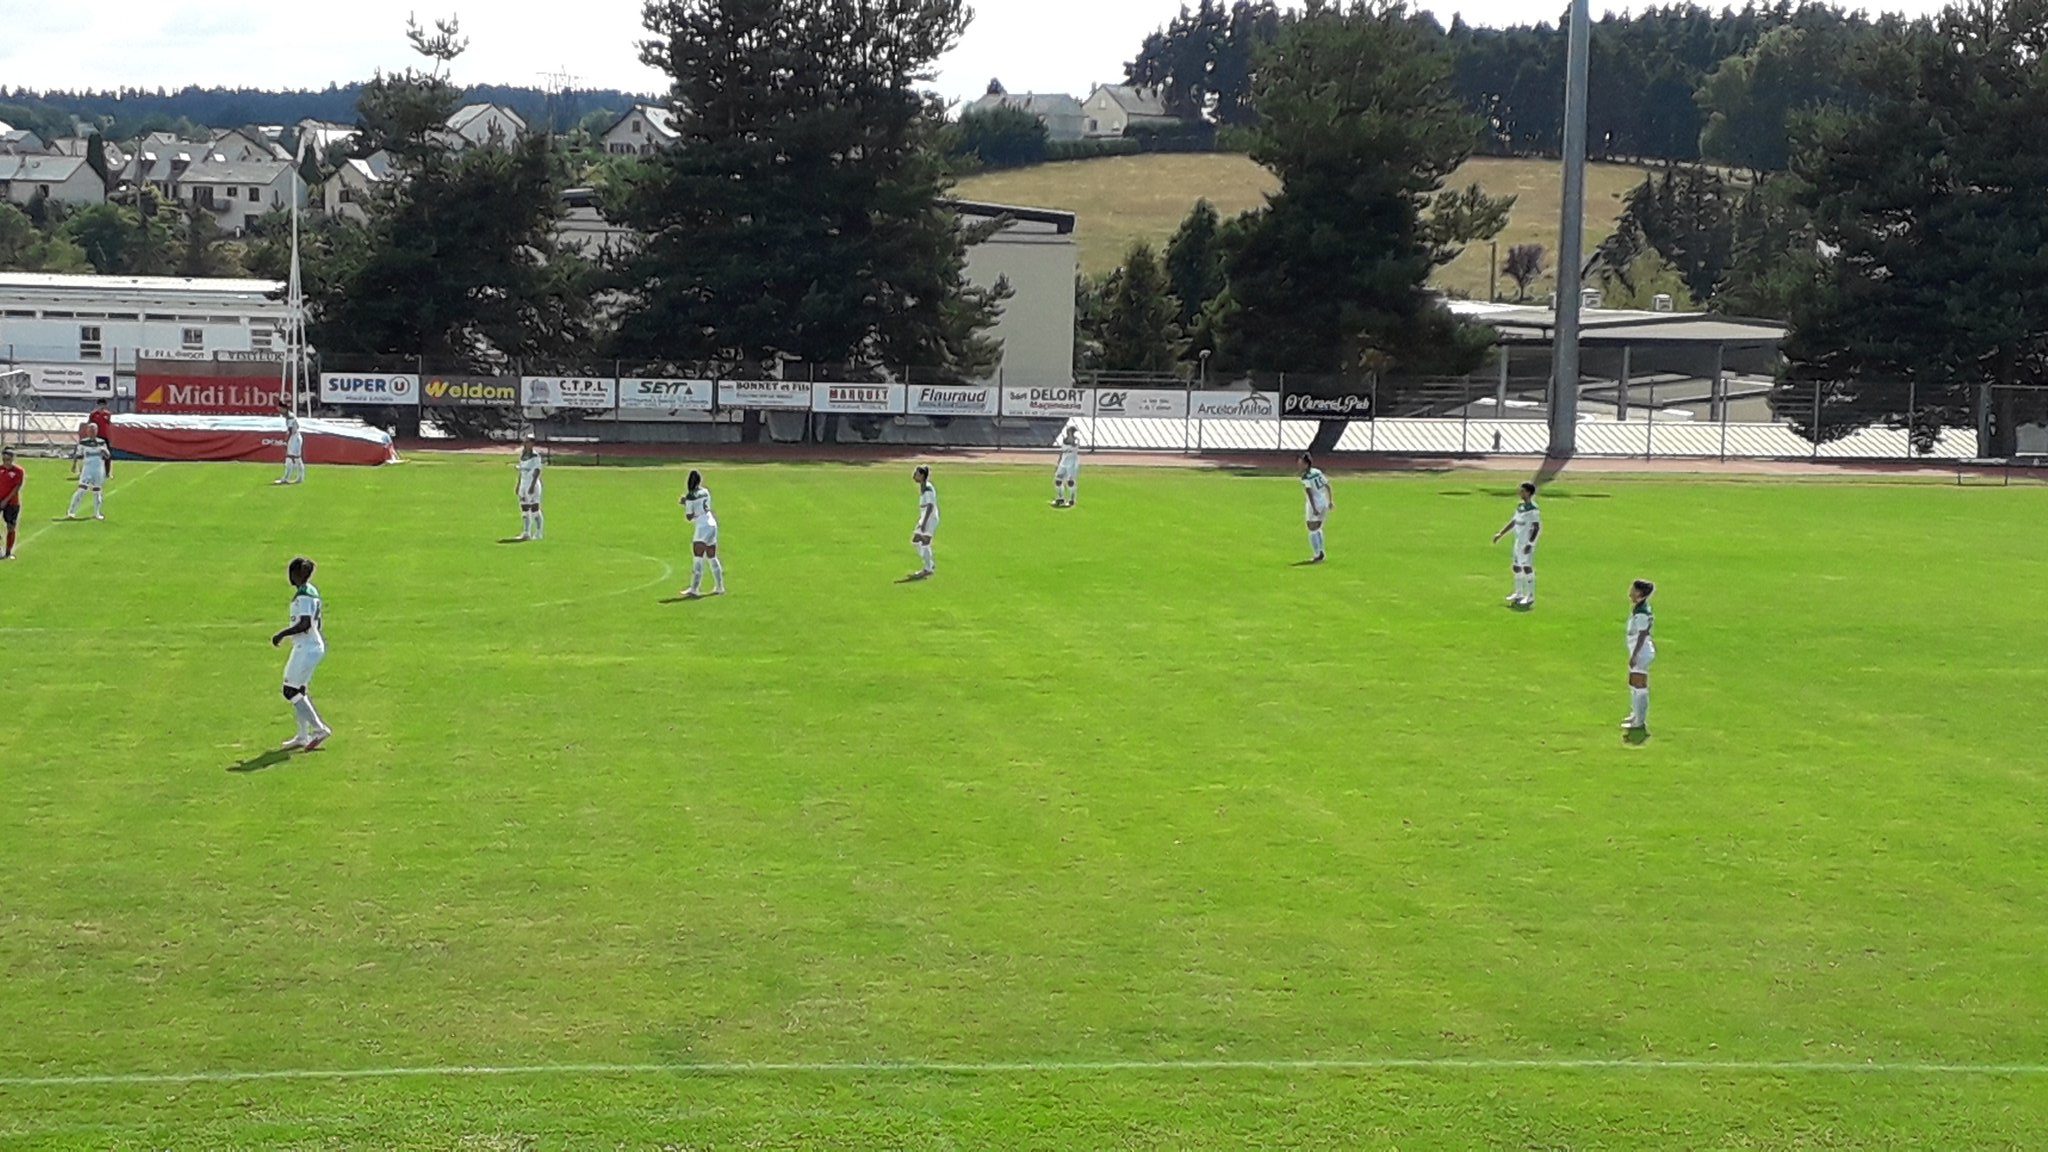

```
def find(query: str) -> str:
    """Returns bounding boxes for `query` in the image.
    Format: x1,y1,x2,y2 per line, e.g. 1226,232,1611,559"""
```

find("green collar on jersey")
296,583,319,598
1519,501,1536,511
1632,600,1651,614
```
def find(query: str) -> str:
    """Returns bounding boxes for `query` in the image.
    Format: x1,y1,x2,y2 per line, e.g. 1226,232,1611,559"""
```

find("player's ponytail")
687,470,702,493
1632,579,1655,598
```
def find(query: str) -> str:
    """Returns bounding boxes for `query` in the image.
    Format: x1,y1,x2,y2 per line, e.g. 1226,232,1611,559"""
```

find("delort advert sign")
136,358,287,414
1000,386,1092,418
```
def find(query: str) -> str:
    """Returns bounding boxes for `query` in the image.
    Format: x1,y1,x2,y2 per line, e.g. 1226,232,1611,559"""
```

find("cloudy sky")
1,0,1957,106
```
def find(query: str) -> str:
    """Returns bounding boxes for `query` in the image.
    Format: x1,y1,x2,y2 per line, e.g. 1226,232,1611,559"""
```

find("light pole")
1548,0,1592,458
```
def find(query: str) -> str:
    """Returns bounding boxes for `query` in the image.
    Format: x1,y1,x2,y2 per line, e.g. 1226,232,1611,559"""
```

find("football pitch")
1,453,2044,1149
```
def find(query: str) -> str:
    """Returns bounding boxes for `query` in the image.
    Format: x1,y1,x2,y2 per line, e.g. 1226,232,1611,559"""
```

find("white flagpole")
286,137,307,418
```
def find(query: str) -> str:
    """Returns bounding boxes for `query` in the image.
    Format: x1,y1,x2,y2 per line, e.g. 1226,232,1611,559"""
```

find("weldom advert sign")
812,383,905,414
423,375,518,406
1000,386,1092,419
319,372,419,406
618,377,714,412
1281,391,1374,420
906,384,999,417
718,380,813,410
1189,390,1280,421
521,376,617,410
136,358,286,414
1092,388,1189,420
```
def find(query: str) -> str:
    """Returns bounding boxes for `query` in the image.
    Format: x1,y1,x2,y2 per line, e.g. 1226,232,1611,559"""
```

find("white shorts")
694,524,719,547
1305,505,1329,525
1055,461,1078,482
1516,543,1538,565
1628,645,1657,675
78,466,106,488
283,645,326,689
286,438,304,460
521,484,543,507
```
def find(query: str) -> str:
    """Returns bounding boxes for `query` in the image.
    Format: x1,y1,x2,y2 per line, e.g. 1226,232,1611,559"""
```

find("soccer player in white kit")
1491,481,1543,606
1624,579,1656,734
271,555,332,751
67,423,111,520
275,410,306,485
1299,453,1333,563
1052,426,1081,507
909,465,938,579
680,469,724,597
515,435,545,540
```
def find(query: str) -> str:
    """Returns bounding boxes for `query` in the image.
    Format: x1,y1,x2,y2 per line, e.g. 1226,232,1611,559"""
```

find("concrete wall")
964,224,1078,388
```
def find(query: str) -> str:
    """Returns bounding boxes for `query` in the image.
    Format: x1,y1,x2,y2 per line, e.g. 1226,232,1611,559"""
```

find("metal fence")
8,348,2048,464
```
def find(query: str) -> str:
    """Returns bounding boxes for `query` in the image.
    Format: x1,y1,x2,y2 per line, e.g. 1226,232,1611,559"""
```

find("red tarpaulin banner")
136,357,288,415
107,415,398,467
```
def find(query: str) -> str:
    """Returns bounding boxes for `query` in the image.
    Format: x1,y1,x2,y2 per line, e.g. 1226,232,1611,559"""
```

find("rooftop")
1447,300,1786,347
0,272,284,296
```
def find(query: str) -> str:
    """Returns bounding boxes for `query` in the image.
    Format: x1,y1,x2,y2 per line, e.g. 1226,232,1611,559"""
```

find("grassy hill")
956,153,1649,302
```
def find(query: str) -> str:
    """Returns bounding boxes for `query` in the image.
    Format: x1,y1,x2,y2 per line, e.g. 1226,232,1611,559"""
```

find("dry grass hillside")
955,153,1649,301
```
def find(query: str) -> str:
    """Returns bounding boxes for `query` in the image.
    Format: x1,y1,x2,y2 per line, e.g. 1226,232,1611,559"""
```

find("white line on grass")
4,1056,2046,1089
8,462,167,555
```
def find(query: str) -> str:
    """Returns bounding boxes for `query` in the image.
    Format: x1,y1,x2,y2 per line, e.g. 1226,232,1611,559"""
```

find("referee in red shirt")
0,447,24,560
86,400,114,476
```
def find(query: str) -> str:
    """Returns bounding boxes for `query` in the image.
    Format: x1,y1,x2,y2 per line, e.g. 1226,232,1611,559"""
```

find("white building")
966,84,1087,142
953,200,1080,388
0,155,105,208
296,119,357,158
0,273,288,369
601,105,680,156
444,104,528,150
179,158,302,235
1081,85,1179,138
209,127,290,162
319,153,392,224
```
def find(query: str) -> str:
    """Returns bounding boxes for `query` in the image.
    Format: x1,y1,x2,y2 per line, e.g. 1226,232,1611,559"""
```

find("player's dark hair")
687,470,701,492
1299,452,1313,467
1520,482,1536,497
1632,579,1655,597
289,556,316,584
914,465,930,482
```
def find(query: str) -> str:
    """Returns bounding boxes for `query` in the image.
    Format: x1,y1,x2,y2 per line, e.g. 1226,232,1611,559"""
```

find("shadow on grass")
657,593,697,604
1290,557,1326,568
228,748,294,774
1623,728,1651,747
495,537,531,545
895,572,933,585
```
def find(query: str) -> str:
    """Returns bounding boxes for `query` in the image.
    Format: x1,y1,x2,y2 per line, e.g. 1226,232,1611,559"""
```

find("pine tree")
1212,1,1501,418
1783,0,2048,454
1163,200,1226,332
1094,243,1184,373
616,0,1003,385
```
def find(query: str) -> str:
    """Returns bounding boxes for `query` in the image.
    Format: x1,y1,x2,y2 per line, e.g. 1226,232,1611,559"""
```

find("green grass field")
1,454,2045,1149
955,153,1647,299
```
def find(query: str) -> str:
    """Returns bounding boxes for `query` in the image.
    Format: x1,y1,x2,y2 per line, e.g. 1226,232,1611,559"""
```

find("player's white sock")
534,512,544,539
918,543,934,572
710,558,724,590
68,489,84,517
291,695,323,735
1067,482,1077,504
1309,529,1324,556
689,558,704,592
92,490,104,516
1524,572,1536,600
1630,687,1649,728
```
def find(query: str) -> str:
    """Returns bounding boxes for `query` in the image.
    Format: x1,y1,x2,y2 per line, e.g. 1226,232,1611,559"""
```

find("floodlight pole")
1548,0,1592,458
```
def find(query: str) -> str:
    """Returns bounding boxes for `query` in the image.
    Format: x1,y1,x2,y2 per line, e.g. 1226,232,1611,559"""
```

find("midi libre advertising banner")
422,375,518,407
319,372,419,407
136,357,287,415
